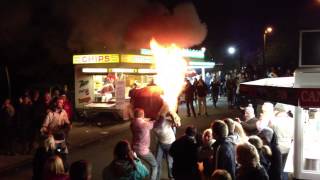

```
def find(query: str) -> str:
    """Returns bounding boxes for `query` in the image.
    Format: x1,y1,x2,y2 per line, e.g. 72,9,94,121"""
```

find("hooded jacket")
102,158,149,180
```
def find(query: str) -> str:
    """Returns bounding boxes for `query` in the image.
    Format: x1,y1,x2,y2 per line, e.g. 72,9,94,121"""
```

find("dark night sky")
0,0,319,97
0,0,319,66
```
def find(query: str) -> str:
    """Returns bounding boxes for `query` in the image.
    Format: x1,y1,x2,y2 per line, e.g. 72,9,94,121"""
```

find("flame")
150,39,188,112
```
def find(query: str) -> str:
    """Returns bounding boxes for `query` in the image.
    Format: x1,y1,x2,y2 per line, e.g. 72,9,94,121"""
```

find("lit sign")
73,54,120,64
140,48,205,59
121,54,155,64
82,68,108,73
188,61,215,67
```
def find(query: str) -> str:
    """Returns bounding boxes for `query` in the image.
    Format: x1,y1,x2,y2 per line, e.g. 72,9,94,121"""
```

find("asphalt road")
2,97,241,180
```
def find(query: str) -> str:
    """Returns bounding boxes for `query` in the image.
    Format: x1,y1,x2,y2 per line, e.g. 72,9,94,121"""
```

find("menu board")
115,80,126,109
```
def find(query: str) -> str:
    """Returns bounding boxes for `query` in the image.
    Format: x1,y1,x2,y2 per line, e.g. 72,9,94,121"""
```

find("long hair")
44,155,65,176
44,135,56,152
234,121,248,142
113,140,136,170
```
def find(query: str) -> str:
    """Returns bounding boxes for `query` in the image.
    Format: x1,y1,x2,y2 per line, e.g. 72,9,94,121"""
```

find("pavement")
0,96,242,177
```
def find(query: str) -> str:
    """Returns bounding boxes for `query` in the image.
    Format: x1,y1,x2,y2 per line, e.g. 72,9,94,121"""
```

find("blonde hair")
44,155,65,175
234,121,248,142
223,118,235,135
248,135,272,156
202,128,213,141
211,169,232,180
236,143,260,168
44,135,56,152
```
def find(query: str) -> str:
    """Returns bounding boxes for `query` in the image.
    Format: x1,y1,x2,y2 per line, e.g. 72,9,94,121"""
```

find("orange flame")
150,39,188,112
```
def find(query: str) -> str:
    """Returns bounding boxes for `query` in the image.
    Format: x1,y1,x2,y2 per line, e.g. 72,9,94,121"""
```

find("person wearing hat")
237,104,259,136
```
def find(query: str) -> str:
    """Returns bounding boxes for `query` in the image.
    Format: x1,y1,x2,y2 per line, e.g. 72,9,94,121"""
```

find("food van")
73,49,215,120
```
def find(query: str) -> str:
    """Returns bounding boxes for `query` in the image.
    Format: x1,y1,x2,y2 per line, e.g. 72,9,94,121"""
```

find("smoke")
125,2,207,49
0,1,31,46
67,0,147,52
68,0,207,52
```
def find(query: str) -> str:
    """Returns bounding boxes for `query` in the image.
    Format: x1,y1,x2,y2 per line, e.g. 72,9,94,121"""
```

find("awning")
240,77,320,108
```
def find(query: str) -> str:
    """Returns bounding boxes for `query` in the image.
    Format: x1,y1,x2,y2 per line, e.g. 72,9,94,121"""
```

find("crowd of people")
0,89,73,156
102,99,293,180
0,66,295,180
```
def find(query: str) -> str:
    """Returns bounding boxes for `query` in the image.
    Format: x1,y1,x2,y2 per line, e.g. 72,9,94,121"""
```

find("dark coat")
195,80,208,97
268,144,283,180
169,135,201,180
184,83,195,101
32,147,55,180
210,81,220,96
211,138,236,180
236,165,269,180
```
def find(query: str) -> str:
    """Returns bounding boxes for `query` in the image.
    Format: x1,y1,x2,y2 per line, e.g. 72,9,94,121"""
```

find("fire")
150,39,188,112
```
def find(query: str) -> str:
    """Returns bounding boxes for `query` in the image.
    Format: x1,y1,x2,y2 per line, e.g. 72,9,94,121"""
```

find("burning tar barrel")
131,85,164,120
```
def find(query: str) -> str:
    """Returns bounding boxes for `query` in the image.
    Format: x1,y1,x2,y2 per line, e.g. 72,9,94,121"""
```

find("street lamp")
227,46,242,67
263,26,273,67
227,46,236,55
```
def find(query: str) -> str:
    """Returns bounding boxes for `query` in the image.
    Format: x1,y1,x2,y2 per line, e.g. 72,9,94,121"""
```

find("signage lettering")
73,54,119,64
300,90,320,103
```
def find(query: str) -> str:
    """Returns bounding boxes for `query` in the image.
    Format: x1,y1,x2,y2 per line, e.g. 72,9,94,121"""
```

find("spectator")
60,94,73,142
272,103,294,172
211,120,236,180
60,94,73,123
130,108,157,180
198,128,215,179
43,155,69,180
248,135,272,172
33,92,52,142
33,135,56,180
17,95,34,154
169,126,201,180
236,142,269,180
102,140,149,180
257,102,274,131
195,76,208,116
210,79,220,108
223,118,241,145
211,169,232,180
41,98,71,138
258,127,282,180
153,115,175,180
0,98,15,155
70,160,92,180
238,104,259,136
184,79,196,117
234,121,248,143
225,75,235,108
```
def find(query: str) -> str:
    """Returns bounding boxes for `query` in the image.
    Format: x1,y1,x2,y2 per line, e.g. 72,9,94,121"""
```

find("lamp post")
263,26,273,67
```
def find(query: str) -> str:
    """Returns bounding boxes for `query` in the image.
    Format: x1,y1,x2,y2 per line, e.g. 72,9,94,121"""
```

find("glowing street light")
263,26,273,67
265,27,273,34
227,46,236,55
227,46,242,67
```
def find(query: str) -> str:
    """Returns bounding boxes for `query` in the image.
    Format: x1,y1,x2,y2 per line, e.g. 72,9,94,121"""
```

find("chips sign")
73,54,120,64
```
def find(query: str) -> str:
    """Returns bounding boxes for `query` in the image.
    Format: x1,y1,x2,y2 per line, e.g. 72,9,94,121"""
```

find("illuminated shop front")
73,49,214,119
